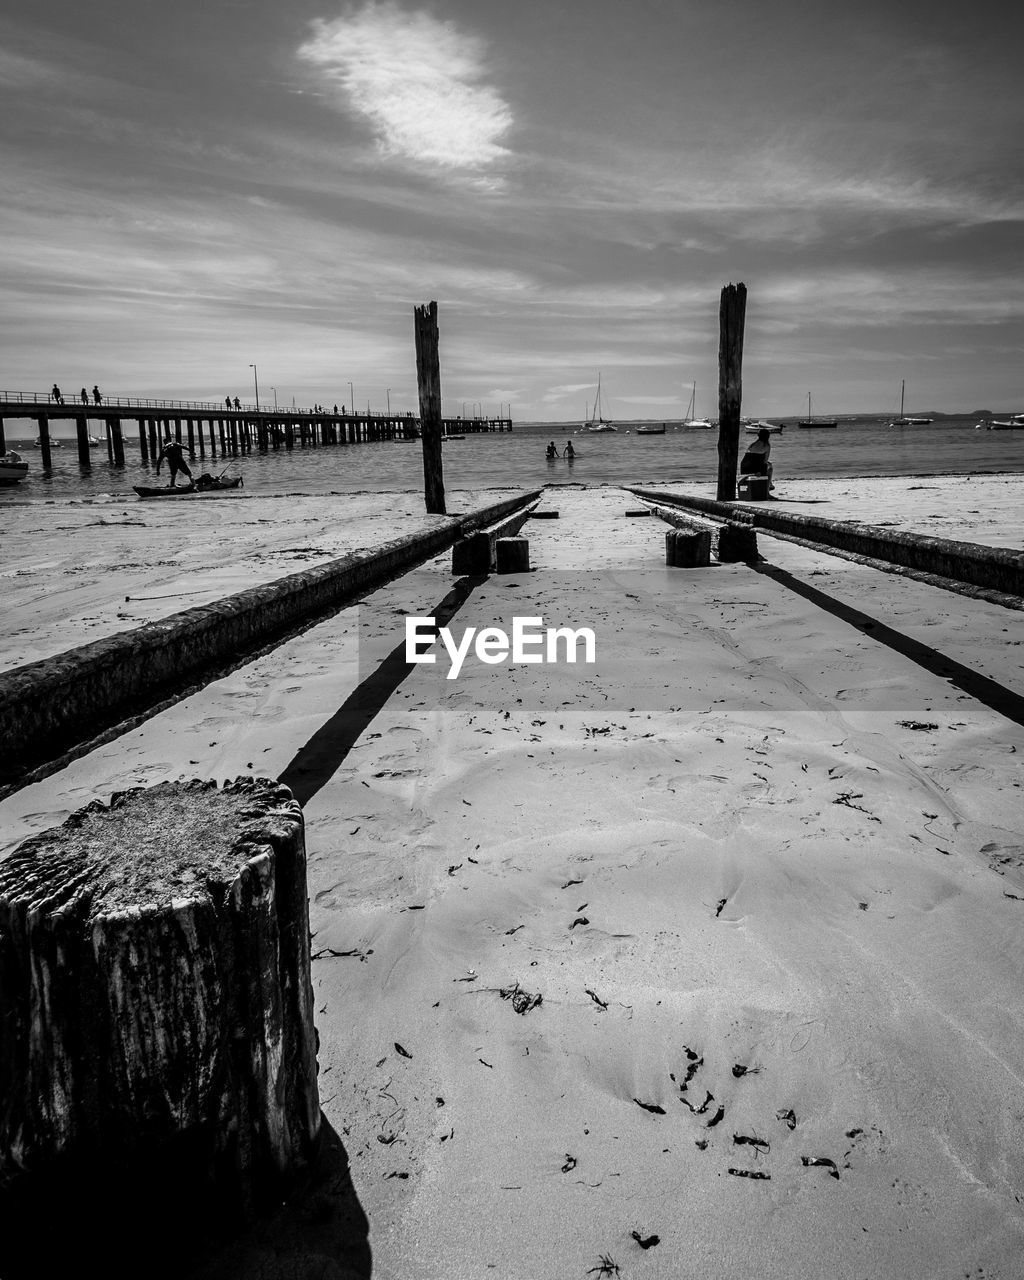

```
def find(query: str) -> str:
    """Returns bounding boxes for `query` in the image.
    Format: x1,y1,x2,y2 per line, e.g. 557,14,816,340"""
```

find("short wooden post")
496,537,530,574
666,528,711,567
452,531,492,574
0,778,320,1213
716,281,747,502
716,522,758,563
75,414,91,468
414,300,446,515
36,415,52,470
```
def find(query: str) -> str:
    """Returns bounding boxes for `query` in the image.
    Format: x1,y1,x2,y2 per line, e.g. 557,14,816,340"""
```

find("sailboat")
889,380,932,426
582,374,617,431
682,381,714,429
796,392,838,429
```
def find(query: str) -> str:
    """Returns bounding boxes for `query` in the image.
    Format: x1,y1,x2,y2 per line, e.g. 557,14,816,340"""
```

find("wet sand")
1,479,1023,1278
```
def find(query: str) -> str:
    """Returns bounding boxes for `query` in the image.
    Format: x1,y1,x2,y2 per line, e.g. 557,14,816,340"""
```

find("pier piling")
716,281,747,502
75,414,91,468
36,416,52,470
414,299,446,515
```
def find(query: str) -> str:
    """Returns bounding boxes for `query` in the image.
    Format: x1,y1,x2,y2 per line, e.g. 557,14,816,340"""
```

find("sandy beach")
1,477,1023,1278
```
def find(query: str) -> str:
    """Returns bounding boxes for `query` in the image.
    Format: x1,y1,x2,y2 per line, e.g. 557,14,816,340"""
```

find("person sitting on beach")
740,428,774,490
155,438,194,488
92,385,102,405
546,441,558,459
563,440,575,459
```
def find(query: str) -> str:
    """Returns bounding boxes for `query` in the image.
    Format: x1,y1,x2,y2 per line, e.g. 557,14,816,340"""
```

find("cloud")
297,3,512,171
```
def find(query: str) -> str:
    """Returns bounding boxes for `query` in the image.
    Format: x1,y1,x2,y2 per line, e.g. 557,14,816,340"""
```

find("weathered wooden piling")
36,416,52,470
414,300,446,515
0,417,6,453
716,281,747,502
0,777,321,1213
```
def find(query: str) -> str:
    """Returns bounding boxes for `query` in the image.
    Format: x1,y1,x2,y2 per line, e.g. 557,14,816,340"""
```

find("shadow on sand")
0,1120,372,1280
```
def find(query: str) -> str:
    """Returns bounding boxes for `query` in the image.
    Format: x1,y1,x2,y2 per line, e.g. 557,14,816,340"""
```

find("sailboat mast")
900,379,905,418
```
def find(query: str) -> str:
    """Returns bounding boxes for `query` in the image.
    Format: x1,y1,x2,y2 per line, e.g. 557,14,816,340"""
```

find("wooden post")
138,420,149,463
36,416,52,470
186,418,195,455
148,420,159,461
0,416,6,453
414,300,446,514
716,281,747,502
110,419,125,466
75,414,91,468
496,537,530,574
209,419,218,458
0,778,320,1213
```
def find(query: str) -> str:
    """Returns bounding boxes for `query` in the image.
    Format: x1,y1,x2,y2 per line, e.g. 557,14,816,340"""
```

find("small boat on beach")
0,452,29,484
133,475,244,499
889,380,932,426
796,392,838,428
582,375,617,431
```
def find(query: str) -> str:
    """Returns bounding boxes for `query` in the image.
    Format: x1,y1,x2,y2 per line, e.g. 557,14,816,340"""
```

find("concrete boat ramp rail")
1,486,1022,1279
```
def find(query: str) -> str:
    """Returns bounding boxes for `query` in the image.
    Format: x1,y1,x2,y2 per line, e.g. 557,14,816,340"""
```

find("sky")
1,0,1022,421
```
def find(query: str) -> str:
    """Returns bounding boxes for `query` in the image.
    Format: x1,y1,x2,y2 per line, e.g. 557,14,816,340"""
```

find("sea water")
2,414,1021,506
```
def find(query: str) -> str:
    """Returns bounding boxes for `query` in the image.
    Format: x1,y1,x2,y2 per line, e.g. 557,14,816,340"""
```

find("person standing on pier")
80,388,89,405
155,437,195,488
225,396,232,410
92,385,102,405
51,383,63,405
233,396,241,410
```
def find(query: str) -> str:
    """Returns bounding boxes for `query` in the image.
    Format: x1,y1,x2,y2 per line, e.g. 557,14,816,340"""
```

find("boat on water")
582,375,617,432
744,420,784,434
984,413,1024,430
636,423,665,435
133,475,244,499
682,381,714,429
29,437,62,448
796,392,838,429
0,451,29,484
889,380,933,426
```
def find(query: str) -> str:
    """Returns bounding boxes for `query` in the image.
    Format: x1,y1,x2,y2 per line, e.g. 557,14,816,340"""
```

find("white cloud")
298,3,512,171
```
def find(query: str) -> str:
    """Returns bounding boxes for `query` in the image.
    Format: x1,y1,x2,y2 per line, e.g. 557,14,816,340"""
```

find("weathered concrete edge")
0,490,540,774
631,488,1024,597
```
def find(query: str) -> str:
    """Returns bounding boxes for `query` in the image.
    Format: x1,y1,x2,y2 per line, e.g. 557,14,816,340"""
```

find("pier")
0,391,512,471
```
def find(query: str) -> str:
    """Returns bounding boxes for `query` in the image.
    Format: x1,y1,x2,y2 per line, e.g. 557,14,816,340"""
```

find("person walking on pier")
233,396,241,410
51,383,63,405
92,385,102,405
225,395,232,410
80,387,89,405
155,437,194,488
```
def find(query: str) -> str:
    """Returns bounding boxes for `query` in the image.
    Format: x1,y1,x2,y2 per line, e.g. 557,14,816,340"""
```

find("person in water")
740,428,774,490
563,440,575,459
545,441,558,459
155,438,194,488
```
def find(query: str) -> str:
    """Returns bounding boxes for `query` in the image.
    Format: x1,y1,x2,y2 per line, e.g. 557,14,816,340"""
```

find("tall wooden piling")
137,421,148,463
716,281,747,502
110,418,125,466
75,415,91,468
414,300,446,515
0,417,6,453
36,416,52,470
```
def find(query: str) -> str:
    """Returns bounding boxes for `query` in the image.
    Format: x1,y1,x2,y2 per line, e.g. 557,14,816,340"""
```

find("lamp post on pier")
270,386,278,410
386,388,391,415
348,382,354,415
249,363,260,411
